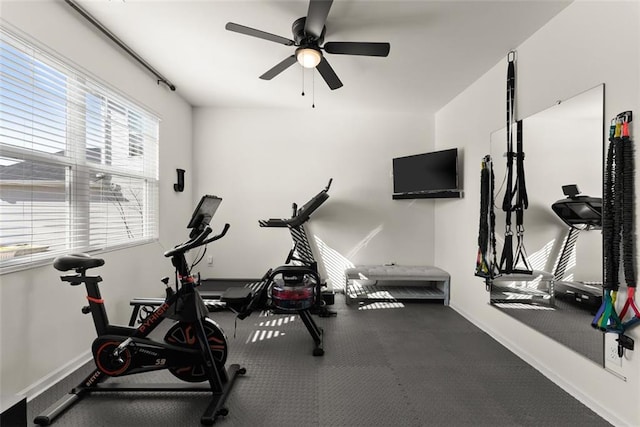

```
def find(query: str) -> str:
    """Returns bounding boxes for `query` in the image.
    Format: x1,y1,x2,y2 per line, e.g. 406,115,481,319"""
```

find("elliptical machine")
35,195,245,426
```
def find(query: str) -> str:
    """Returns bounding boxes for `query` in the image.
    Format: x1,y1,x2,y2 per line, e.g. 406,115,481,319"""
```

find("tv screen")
393,148,458,195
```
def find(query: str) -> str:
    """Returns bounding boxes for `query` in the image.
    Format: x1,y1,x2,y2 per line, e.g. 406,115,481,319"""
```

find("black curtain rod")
64,0,176,91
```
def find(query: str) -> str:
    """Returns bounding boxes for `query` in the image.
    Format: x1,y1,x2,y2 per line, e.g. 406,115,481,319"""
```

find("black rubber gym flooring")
27,295,611,426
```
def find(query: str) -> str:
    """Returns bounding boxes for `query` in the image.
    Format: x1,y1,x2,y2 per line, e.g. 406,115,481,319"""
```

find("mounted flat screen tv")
392,148,462,199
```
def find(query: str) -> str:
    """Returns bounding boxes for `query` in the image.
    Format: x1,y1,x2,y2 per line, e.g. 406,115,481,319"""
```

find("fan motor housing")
292,17,325,46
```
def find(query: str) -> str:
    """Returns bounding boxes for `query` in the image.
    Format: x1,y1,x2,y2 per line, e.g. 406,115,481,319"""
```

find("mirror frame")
487,84,605,367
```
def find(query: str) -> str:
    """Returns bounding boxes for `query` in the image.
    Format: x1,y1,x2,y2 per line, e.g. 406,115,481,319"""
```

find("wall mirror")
488,84,605,366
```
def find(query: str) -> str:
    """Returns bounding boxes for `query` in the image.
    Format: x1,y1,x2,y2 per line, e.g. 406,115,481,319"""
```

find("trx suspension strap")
499,51,532,275
476,155,498,287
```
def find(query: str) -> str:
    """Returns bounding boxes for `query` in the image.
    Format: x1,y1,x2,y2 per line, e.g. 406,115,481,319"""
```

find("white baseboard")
19,351,92,402
450,303,628,427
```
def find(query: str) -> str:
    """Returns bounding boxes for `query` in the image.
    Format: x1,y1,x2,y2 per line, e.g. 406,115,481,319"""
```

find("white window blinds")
0,27,159,272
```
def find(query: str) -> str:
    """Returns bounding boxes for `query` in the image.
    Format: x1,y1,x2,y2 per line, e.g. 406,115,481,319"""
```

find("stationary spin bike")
35,195,244,426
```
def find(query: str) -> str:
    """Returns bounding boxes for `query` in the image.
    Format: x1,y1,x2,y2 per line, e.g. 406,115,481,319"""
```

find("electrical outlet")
605,333,622,367
207,256,213,265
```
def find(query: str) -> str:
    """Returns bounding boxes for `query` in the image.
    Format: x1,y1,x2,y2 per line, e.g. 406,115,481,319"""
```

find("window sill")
0,238,158,276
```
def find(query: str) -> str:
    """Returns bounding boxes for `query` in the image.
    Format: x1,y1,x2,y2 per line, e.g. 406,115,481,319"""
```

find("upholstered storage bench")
344,265,450,305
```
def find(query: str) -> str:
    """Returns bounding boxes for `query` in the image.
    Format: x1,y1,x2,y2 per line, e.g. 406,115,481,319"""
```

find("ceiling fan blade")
226,22,294,46
305,0,333,39
259,55,297,80
316,57,343,90
324,42,390,57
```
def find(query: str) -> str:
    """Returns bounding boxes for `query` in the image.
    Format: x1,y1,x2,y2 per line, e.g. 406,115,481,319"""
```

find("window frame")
0,26,160,275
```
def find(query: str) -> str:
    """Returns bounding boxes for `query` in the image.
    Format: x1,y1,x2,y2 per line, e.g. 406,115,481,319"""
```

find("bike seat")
53,253,105,272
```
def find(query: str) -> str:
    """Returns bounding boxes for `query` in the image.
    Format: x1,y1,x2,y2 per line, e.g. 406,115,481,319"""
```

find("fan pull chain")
312,70,315,108
301,66,305,96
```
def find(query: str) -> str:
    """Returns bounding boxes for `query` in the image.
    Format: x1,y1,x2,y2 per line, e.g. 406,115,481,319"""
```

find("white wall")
192,108,436,289
435,2,639,425
0,0,193,400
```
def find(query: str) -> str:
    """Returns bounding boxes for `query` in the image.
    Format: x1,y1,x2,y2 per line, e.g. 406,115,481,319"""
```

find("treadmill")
551,185,603,312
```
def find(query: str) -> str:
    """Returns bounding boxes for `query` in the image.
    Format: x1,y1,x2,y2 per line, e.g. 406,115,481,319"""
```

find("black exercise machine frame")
222,179,336,356
35,196,244,426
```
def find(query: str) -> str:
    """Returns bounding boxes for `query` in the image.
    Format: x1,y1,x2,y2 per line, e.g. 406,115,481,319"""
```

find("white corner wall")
192,108,436,288
0,0,193,401
434,2,639,425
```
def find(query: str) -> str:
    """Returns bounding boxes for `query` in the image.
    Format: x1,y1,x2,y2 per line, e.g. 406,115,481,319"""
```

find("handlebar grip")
164,223,223,258
164,226,212,257
202,223,230,245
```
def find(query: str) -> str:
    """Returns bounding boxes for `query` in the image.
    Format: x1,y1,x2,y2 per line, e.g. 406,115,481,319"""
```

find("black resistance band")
476,155,497,286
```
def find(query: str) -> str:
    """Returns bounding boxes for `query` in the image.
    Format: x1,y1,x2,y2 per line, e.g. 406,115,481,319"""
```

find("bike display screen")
187,195,222,230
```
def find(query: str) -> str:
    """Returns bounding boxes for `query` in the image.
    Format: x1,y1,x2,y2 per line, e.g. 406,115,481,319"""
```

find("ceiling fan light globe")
296,48,322,68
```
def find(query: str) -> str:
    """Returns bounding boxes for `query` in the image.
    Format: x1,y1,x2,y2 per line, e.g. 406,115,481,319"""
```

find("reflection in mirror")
488,84,604,366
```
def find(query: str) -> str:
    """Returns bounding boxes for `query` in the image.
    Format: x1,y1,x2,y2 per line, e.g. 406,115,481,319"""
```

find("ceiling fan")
225,0,390,90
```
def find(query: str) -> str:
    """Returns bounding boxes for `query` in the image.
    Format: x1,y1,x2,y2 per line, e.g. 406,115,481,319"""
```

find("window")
0,27,159,273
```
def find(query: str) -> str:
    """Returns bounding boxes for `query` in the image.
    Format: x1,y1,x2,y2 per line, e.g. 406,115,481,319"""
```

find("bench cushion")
345,265,450,281
492,269,554,282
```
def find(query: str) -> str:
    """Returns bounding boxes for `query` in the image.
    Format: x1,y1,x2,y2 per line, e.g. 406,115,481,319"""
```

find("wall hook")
174,168,185,192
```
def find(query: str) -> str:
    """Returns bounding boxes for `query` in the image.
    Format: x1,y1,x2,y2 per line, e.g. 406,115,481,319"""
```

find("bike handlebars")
163,223,230,258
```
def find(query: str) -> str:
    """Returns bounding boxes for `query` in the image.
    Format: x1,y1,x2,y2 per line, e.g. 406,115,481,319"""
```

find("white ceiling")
74,0,571,113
